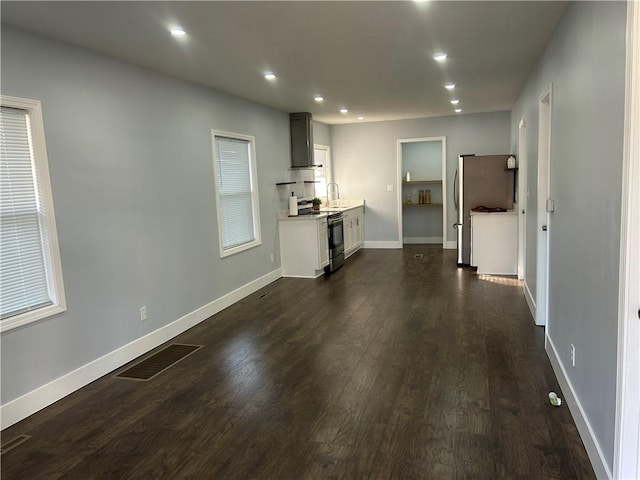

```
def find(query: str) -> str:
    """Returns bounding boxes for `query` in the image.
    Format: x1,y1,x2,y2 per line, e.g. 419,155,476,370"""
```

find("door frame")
396,136,447,248
614,0,640,477
535,84,552,328
517,117,528,281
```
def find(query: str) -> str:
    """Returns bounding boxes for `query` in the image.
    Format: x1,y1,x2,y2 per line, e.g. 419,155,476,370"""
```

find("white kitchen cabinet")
344,207,364,258
317,217,329,269
279,216,329,278
470,211,517,275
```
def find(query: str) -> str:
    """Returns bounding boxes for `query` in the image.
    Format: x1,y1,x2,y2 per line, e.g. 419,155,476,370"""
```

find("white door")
518,118,528,280
536,85,552,327
614,1,640,477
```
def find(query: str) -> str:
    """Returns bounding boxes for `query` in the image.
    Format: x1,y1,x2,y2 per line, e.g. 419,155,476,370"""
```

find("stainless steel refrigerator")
453,154,515,266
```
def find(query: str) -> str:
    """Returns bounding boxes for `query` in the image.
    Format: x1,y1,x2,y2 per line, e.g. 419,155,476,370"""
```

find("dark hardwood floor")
1,246,595,479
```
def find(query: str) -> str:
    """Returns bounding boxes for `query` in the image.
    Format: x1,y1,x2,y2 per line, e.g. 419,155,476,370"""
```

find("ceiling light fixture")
454,108,462,113
433,53,447,62
314,95,324,102
264,72,277,81
340,108,348,114
170,28,187,38
450,99,460,105
445,83,456,90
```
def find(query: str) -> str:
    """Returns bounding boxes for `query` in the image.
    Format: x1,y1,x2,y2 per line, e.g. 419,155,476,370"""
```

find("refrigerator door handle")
453,170,459,211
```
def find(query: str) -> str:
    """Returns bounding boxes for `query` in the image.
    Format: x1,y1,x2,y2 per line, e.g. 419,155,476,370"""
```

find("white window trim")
313,144,332,200
211,130,262,258
1,95,66,332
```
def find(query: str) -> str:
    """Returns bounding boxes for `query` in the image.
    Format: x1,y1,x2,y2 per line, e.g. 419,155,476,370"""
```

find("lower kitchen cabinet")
344,207,364,258
470,211,517,275
279,216,329,278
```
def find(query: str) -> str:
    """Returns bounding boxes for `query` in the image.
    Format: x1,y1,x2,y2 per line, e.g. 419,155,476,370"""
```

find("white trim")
444,240,457,250
0,95,66,332
546,335,612,480
211,130,262,258
523,280,536,320
615,1,640,478
535,84,552,328
397,136,447,250
0,267,282,429
517,117,527,281
403,236,443,244
363,240,402,249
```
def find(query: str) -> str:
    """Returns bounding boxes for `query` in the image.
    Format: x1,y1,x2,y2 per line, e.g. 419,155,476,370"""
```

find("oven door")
329,218,344,256
326,215,344,272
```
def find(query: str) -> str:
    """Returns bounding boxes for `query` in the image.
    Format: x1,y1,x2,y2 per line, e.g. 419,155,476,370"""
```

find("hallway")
1,246,594,479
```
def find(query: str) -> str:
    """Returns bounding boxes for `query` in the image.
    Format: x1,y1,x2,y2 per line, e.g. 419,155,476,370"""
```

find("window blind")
214,136,256,250
0,107,52,320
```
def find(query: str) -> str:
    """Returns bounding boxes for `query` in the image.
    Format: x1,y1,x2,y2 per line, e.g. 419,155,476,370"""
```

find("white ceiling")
1,1,567,125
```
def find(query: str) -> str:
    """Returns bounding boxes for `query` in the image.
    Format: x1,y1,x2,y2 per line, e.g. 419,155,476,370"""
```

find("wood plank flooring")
1,245,595,479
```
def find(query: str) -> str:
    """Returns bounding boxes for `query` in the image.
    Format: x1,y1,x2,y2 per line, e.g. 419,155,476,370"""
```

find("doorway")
518,118,527,281
396,137,447,247
536,84,552,328
614,0,640,477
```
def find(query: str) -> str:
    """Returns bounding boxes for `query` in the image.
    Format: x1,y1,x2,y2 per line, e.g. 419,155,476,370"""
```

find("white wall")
0,27,291,405
330,112,510,245
510,2,626,475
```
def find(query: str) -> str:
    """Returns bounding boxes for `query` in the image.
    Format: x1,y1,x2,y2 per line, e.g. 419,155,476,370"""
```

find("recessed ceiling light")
357,115,365,120
340,108,348,114
455,108,462,113
264,72,277,81
170,28,187,38
445,83,456,90
433,53,447,62
314,95,324,102
450,99,460,105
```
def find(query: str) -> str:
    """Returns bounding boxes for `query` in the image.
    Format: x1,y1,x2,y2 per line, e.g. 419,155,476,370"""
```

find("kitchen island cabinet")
470,211,517,275
279,215,329,278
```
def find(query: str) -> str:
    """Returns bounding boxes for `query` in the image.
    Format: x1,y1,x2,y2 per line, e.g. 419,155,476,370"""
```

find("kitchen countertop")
470,209,517,215
278,199,365,221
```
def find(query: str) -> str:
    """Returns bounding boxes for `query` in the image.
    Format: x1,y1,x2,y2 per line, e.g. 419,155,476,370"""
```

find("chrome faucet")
327,183,340,206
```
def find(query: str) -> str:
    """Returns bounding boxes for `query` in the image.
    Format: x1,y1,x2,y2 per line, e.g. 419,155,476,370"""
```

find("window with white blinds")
0,97,65,332
212,131,261,257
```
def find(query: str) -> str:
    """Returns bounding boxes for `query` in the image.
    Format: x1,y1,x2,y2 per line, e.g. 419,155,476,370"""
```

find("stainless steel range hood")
289,112,317,168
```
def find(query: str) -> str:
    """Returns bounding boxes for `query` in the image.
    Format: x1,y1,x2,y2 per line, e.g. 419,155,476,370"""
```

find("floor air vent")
115,344,202,381
414,254,424,258
1,434,31,455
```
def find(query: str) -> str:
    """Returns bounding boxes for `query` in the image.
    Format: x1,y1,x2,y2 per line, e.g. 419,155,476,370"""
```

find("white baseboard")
403,236,443,244
444,240,457,250
524,280,536,320
0,268,283,430
363,241,402,249
545,335,612,480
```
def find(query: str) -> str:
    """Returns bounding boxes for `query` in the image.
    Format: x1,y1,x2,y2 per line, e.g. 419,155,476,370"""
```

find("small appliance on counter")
296,197,314,215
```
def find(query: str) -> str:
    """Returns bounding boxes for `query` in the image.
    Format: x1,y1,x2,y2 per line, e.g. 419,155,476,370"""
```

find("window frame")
211,130,262,258
313,144,332,200
1,95,66,332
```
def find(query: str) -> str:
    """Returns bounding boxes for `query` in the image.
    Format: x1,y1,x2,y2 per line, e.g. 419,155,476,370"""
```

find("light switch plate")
387,184,394,192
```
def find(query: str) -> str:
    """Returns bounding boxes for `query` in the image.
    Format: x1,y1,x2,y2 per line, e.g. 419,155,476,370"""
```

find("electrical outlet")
570,344,576,367
140,305,147,322
270,253,274,263
387,184,394,192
